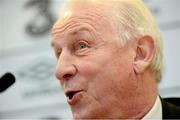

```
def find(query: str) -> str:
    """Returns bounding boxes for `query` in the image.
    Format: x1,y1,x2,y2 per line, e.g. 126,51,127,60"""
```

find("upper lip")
65,90,83,99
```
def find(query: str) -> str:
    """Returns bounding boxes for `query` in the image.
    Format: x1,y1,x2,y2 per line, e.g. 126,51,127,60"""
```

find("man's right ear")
133,35,156,75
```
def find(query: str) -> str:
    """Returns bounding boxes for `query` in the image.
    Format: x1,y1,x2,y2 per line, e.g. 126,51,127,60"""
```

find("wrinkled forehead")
53,8,104,28
52,3,114,40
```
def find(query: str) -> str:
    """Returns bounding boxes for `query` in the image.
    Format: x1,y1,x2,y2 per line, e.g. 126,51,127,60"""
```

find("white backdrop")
0,0,180,119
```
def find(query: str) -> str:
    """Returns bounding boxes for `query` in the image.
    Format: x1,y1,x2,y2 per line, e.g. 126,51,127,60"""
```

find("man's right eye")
55,49,62,59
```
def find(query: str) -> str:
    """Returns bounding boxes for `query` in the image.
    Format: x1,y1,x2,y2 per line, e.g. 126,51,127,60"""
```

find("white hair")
58,0,163,82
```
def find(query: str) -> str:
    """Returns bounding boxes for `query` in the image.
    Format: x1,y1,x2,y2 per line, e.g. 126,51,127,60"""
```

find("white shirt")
142,96,162,119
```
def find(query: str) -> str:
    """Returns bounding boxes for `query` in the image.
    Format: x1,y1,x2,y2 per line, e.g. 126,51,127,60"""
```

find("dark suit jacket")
161,97,180,119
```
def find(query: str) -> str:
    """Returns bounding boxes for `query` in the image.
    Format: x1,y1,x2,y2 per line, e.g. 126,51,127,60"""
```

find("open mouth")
66,91,77,100
65,90,84,105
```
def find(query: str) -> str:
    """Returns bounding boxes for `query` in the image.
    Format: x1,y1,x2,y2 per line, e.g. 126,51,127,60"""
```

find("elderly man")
51,0,180,119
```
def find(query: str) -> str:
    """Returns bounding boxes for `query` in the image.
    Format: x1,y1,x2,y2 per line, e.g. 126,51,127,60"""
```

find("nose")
55,51,77,81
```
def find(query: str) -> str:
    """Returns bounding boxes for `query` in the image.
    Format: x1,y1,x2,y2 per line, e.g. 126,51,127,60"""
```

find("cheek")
78,54,132,92
88,51,135,99
73,48,137,116
94,61,133,96
75,55,113,96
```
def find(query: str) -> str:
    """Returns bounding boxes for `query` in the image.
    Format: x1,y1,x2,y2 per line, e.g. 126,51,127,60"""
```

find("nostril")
63,74,73,79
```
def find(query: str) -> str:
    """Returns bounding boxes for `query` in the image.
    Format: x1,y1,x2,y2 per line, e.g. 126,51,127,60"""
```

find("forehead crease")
52,23,94,43
52,9,105,36
71,27,90,35
52,22,80,40
52,25,92,45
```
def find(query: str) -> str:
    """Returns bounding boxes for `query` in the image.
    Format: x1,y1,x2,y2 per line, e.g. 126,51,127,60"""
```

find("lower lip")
67,91,84,105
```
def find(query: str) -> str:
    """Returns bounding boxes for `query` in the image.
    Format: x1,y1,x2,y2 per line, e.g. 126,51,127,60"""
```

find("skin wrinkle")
133,74,157,118
89,46,125,117
87,42,136,118
52,23,101,47
52,11,114,53
52,9,106,34
52,0,158,119
53,27,107,60
64,0,163,83
52,7,115,46
52,25,95,52
132,72,141,119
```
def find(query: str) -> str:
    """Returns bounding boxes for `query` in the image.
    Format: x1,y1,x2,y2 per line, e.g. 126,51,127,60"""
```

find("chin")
71,96,108,119
72,110,100,119
72,111,92,119
72,110,109,119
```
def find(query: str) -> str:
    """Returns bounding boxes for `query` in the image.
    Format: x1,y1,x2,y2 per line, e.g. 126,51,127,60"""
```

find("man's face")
52,5,137,119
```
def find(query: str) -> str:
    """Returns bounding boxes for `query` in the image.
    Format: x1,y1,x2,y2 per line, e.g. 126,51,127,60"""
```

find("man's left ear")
134,35,155,74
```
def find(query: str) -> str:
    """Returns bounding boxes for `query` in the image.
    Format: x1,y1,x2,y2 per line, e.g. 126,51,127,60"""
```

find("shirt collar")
142,96,162,119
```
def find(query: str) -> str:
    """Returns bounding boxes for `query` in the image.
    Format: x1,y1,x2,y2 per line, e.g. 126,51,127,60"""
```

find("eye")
75,41,89,50
55,48,62,59
74,40,90,55
79,42,88,49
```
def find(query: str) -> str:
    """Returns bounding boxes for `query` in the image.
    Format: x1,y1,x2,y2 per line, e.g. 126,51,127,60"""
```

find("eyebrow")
51,27,91,48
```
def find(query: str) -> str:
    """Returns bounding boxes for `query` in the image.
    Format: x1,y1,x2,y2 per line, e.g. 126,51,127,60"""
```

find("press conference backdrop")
0,0,180,119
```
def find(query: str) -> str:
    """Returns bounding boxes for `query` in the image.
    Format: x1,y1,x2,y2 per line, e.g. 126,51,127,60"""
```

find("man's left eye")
75,41,89,50
74,41,90,55
79,43,88,49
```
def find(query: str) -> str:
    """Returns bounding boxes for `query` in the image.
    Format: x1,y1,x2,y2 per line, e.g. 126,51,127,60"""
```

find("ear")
134,35,156,74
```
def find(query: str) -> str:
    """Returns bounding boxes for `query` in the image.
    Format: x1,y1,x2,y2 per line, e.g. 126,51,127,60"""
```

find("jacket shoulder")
161,97,180,119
